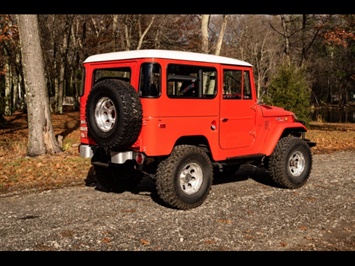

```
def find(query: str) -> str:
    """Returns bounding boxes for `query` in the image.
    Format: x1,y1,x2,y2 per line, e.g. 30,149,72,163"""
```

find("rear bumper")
79,144,144,165
79,144,95,158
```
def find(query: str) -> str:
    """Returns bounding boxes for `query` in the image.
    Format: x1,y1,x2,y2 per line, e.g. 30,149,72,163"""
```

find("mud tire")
155,145,213,210
268,136,312,189
86,79,142,150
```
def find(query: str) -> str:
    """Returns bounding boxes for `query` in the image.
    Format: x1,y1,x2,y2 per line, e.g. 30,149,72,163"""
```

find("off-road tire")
268,136,312,189
93,163,143,193
86,79,142,150
155,145,213,210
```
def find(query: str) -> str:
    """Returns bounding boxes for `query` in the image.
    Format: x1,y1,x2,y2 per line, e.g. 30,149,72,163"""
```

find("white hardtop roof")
84,49,252,67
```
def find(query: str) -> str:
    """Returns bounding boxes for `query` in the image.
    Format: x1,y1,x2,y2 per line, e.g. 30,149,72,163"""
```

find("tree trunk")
4,60,11,115
17,14,62,156
136,15,155,50
56,58,64,114
201,15,209,53
214,15,228,56
280,15,291,64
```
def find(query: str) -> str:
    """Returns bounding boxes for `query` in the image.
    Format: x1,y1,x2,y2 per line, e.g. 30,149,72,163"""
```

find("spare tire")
86,78,142,150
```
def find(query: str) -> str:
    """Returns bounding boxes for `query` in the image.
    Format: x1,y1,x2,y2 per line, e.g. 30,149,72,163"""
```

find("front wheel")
268,136,313,189
155,145,213,210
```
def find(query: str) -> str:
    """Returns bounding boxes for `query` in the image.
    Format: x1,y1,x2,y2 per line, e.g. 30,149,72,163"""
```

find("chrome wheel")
94,97,116,132
288,151,305,177
179,162,203,195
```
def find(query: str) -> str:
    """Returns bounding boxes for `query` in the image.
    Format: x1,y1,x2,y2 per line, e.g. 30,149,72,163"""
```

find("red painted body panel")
79,50,309,162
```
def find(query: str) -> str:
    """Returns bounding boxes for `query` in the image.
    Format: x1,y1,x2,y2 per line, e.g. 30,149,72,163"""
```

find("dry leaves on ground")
0,111,354,194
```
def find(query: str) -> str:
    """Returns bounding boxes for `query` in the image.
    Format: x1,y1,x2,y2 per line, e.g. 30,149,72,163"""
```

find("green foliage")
263,63,312,125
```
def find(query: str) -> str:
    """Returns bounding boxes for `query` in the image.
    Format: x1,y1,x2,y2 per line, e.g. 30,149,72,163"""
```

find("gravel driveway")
0,150,354,251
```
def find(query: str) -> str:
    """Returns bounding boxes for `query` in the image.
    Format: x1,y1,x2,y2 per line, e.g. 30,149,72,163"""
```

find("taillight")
80,120,88,138
135,153,145,165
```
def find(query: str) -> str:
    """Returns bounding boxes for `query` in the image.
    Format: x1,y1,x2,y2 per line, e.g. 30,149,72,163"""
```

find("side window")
243,71,252,99
167,64,217,98
223,69,253,100
139,63,161,97
223,70,242,99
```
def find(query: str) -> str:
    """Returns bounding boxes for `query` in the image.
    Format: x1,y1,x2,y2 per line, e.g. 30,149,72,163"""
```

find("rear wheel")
155,145,213,210
268,136,312,189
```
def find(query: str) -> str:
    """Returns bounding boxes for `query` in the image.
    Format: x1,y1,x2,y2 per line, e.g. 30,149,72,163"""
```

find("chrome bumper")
79,144,136,164
79,144,94,158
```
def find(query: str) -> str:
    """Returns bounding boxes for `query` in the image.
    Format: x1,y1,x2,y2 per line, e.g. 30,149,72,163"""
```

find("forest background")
1,15,355,117
0,14,355,193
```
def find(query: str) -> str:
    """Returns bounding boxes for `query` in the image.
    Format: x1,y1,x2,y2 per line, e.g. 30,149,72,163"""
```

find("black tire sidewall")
86,85,121,141
269,137,312,189
86,79,142,150
155,145,213,210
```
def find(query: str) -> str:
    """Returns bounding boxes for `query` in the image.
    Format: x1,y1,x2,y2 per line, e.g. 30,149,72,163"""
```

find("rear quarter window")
93,68,131,84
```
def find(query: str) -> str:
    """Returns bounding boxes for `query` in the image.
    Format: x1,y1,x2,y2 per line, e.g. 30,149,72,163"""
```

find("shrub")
264,63,312,125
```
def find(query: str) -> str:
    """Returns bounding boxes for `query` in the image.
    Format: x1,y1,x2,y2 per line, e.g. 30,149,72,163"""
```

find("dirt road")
0,150,354,251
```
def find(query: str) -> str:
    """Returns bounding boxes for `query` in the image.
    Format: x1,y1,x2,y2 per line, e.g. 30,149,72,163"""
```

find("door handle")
222,118,228,122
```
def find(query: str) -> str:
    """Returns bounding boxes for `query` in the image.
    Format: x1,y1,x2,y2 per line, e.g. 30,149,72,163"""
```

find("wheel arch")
175,135,212,157
261,125,307,156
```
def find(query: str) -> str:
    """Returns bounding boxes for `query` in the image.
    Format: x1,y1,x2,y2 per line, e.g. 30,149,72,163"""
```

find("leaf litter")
0,110,354,194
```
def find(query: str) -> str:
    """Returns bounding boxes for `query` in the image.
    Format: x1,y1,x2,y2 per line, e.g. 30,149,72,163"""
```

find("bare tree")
223,15,280,97
17,14,61,156
280,15,292,64
201,15,209,53
0,15,23,117
200,14,228,55
214,15,228,56
136,15,156,50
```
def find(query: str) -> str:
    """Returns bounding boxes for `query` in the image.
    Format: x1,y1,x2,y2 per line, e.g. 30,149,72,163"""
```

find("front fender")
261,123,307,156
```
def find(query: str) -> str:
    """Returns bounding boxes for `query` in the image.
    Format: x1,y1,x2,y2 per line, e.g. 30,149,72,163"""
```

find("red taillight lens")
80,120,88,138
136,153,145,165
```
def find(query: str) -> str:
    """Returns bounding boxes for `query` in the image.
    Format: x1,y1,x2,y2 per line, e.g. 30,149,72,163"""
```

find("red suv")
79,49,316,210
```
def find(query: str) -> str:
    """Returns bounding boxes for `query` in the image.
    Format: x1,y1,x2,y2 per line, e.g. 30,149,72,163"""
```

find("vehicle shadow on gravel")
212,165,279,188
85,173,173,208
84,164,281,209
